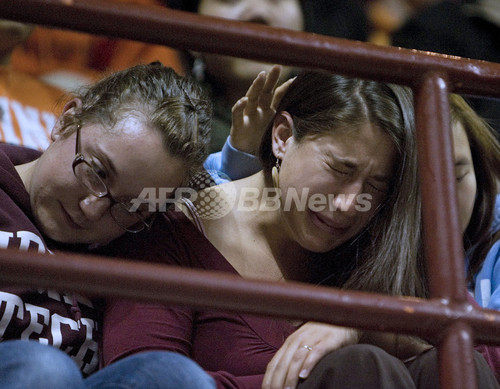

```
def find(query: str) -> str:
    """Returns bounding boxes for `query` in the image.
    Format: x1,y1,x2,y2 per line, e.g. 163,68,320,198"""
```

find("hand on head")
230,64,295,155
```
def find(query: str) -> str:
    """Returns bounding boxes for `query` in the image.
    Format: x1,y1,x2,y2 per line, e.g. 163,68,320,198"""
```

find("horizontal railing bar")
1,248,499,345
1,0,500,97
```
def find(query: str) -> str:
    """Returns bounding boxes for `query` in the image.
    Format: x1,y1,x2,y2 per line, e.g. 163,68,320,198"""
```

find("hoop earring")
271,157,281,188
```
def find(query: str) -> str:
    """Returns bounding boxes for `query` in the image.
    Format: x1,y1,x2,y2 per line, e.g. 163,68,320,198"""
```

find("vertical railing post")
414,72,466,300
414,72,476,389
440,322,478,389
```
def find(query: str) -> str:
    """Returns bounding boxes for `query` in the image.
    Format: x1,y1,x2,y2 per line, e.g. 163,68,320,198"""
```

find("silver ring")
302,345,313,351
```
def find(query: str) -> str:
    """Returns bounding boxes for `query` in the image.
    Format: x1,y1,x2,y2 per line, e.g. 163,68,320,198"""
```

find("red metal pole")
414,72,466,301
414,73,476,388
0,248,499,346
0,0,499,96
439,322,477,389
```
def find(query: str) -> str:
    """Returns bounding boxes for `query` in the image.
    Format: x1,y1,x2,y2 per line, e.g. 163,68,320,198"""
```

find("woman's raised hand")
230,64,294,155
262,322,360,389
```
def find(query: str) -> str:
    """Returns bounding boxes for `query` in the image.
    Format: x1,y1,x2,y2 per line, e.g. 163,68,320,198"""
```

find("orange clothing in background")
0,67,65,151
10,0,185,85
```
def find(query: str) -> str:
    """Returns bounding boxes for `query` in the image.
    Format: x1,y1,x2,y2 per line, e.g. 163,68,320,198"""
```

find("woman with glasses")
0,62,218,388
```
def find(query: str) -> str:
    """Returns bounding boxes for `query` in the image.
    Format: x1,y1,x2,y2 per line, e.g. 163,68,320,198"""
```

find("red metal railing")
1,1,500,388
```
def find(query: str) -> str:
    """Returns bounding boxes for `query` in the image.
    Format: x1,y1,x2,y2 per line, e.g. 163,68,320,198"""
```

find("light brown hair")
60,62,212,181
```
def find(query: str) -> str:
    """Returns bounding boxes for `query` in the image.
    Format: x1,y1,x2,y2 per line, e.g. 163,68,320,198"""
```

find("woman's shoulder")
93,207,204,266
179,182,239,230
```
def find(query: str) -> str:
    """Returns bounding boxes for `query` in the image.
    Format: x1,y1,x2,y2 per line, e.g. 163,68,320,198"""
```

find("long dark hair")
260,70,426,298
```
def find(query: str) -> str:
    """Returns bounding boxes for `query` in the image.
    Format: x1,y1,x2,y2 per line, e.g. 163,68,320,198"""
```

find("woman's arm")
102,298,265,389
204,65,294,181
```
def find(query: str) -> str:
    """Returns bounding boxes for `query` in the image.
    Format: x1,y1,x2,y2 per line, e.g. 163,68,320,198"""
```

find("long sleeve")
466,293,500,383
97,212,283,389
204,137,261,182
473,195,500,310
102,298,265,389
473,241,500,310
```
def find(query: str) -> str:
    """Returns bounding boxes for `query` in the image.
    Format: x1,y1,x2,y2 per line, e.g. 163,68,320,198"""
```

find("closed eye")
456,172,468,182
327,163,350,176
455,160,471,183
367,182,388,193
333,168,349,176
90,158,108,181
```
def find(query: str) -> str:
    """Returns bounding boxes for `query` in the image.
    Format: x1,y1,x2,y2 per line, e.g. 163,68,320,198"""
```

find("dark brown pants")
298,344,499,389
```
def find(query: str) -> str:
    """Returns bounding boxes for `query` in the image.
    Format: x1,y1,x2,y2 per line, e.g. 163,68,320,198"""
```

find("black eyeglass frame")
71,123,155,233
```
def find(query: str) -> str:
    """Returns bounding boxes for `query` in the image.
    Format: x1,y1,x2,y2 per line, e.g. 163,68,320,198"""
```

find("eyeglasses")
71,124,155,233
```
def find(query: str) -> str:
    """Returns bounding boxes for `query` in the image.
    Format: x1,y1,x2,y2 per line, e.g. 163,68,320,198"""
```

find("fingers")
264,64,282,94
294,343,324,381
263,323,360,389
272,76,296,110
229,65,286,155
231,96,248,132
245,65,282,113
262,342,296,389
282,343,317,389
263,341,318,389
259,65,282,108
245,70,266,113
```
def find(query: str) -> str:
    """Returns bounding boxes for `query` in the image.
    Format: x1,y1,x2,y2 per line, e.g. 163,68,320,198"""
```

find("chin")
43,228,80,245
300,236,343,254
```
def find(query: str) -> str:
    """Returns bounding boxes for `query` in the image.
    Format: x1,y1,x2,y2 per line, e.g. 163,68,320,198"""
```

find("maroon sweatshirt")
0,144,100,376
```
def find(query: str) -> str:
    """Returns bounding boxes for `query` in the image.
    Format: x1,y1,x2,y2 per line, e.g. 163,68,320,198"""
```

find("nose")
331,181,364,216
241,0,271,24
79,194,111,222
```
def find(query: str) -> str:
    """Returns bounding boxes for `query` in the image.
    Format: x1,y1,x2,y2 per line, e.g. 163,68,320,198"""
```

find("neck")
234,172,310,281
15,159,37,191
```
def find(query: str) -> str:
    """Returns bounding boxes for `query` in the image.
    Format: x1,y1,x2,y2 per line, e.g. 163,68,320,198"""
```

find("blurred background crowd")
2,0,499,152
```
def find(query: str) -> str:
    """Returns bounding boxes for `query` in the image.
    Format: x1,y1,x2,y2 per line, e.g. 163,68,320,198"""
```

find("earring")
271,156,281,188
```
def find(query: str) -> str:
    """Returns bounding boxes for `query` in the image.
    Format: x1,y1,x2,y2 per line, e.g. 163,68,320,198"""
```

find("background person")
165,0,369,152
391,0,500,137
10,0,185,92
447,94,500,383
0,19,65,151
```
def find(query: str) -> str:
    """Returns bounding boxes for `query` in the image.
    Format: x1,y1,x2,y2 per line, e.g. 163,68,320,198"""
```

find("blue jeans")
86,351,216,389
0,340,85,389
0,340,215,389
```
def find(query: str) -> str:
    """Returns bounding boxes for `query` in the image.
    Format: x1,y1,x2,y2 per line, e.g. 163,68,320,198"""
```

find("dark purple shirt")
98,205,500,386
99,210,296,389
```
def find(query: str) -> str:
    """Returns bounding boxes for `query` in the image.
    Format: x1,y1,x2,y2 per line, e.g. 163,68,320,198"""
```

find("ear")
51,98,83,141
271,111,294,159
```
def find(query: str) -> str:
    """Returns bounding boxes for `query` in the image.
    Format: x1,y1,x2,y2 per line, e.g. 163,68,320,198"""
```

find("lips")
311,212,350,235
60,204,83,230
